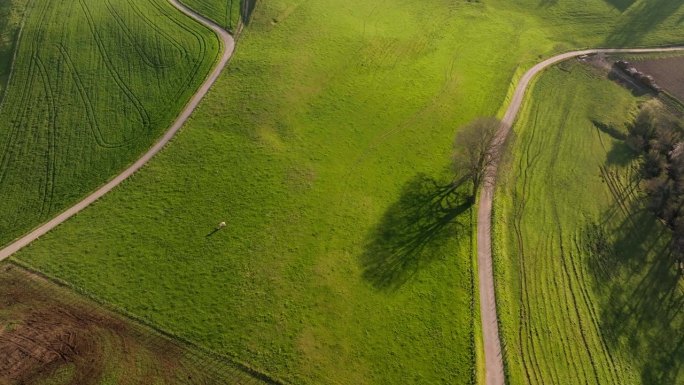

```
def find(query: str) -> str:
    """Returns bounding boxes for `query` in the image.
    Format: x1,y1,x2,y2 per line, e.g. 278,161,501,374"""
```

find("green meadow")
0,0,28,101
181,0,243,32
11,0,684,384
494,63,683,384
0,0,219,247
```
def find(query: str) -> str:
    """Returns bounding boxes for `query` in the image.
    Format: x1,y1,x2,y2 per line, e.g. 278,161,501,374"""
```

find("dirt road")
478,46,684,385
0,6,683,383
0,0,235,261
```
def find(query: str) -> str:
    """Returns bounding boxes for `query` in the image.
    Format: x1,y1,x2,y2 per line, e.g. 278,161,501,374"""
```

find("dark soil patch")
633,56,684,102
0,263,270,385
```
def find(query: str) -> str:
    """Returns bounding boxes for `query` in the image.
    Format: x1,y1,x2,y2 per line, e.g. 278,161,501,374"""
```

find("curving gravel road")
0,0,235,261
0,6,683,383
478,46,684,385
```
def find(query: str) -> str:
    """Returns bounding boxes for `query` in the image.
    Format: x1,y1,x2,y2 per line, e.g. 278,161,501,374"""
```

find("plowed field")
633,56,684,101
0,263,271,385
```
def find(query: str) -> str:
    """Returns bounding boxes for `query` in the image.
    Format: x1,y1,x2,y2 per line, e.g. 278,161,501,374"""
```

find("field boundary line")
8,259,286,385
478,45,684,385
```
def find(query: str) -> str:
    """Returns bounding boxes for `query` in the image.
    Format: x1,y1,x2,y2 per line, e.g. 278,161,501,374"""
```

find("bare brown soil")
633,56,684,101
0,263,268,385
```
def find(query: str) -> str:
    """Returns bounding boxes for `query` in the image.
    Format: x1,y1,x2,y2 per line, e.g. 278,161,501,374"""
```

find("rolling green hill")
0,0,219,247
13,0,684,384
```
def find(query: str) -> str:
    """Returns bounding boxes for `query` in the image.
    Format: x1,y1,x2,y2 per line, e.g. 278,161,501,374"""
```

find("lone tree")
452,117,503,197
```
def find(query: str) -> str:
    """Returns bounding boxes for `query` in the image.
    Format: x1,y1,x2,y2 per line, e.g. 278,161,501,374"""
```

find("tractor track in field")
478,45,684,385
0,0,235,261
0,4,682,384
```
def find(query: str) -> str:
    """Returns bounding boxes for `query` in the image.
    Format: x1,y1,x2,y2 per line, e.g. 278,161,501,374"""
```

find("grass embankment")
494,62,683,385
15,0,684,384
0,0,219,247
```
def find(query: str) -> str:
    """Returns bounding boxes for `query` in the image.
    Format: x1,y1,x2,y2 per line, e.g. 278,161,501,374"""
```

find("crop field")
9,0,684,384
632,55,684,101
0,0,28,102
0,263,272,385
0,0,219,247
494,62,683,384
181,0,243,32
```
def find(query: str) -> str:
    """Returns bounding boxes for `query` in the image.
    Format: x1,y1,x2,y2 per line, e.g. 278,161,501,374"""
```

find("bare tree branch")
452,117,504,196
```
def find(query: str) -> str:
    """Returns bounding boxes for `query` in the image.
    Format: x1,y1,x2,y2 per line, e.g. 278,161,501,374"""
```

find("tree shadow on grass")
604,0,684,46
607,70,653,98
240,0,257,26
603,0,636,12
360,173,473,291
584,187,683,384
592,120,638,166
606,141,637,166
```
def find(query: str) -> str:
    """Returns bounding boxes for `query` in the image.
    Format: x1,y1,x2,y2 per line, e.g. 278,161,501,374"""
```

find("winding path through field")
478,46,684,385
0,4,683,382
0,0,234,261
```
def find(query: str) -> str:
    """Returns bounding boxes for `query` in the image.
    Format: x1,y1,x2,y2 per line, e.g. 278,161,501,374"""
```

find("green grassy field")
12,0,684,384
0,0,28,102
182,0,244,33
0,0,219,247
494,62,683,384
0,263,270,385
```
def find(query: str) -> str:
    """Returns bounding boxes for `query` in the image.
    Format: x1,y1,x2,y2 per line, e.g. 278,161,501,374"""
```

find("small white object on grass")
218,221,227,229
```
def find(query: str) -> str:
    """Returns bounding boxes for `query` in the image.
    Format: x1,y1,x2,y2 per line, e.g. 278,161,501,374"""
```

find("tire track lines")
133,0,211,110
480,46,684,385
104,0,182,70
78,0,151,131
545,115,604,382
538,234,570,385
0,0,235,264
554,225,602,385
0,0,49,187
545,103,601,385
58,45,130,149
511,105,545,385
571,232,622,385
33,55,57,218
